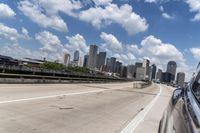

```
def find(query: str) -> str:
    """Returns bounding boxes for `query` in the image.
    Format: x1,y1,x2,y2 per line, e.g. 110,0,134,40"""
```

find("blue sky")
0,0,200,80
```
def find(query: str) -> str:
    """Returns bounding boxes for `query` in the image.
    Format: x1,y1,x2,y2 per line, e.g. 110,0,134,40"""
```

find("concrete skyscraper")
63,53,70,66
156,69,162,82
83,55,89,68
109,57,116,73
96,52,106,69
176,72,185,87
73,50,79,62
88,45,98,69
142,59,150,80
150,64,157,81
167,61,177,81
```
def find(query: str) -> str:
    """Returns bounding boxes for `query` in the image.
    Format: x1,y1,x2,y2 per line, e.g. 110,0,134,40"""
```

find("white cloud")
92,0,112,5
18,0,68,32
162,12,174,19
100,32,123,52
190,48,200,60
35,31,63,52
0,3,16,19
0,23,22,41
65,34,89,58
79,4,148,35
186,0,200,21
21,27,30,39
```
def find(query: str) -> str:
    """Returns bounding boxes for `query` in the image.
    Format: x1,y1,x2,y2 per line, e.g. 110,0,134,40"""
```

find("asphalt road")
0,83,173,133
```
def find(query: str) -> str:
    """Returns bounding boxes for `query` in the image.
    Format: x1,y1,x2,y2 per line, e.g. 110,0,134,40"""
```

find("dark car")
159,69,200,133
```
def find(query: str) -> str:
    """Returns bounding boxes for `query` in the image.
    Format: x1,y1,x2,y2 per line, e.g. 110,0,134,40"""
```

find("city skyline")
1,0,200,81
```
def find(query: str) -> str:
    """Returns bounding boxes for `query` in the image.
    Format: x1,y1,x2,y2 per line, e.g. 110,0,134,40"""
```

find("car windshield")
192,70,200,103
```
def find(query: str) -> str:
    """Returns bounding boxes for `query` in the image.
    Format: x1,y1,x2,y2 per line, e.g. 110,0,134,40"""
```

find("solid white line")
0,89,105,104
120,85,162,133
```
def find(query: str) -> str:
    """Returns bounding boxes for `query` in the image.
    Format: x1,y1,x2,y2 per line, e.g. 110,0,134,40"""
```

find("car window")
192,71,200,102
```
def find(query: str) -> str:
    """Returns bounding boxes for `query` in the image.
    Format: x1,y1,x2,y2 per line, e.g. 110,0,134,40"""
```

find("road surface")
0,83,173,133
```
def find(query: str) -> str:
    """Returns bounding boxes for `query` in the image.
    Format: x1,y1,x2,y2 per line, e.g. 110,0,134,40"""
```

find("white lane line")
120,85,162,133
0,89,105,104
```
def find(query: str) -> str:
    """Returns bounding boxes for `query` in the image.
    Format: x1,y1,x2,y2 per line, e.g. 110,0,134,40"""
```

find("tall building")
109,57,116,73
88,45,98,69
150,64,157,81
63,53,70,66
127,65,135,79
156,69,162,82
143,59,150,80
73,50,79,62
162,72,173,83
133,62,142,78
83,55,89,68
96,52,106,69
136,67,146,81
167,61,177,82
115,61,122,74
106,58,110,66
176,72,185,87
121,66,127,78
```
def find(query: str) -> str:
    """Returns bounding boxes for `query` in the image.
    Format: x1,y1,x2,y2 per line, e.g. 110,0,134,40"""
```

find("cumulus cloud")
190,48,200,60
79,4,148,35
35,31,63,53
65,34,89,58
162,12,174,19
18,0,68,32
92,0,112,5
0,3,16,19
186,0,200,21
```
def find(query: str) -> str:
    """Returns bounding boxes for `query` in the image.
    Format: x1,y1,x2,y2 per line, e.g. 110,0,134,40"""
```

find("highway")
0,82,174,133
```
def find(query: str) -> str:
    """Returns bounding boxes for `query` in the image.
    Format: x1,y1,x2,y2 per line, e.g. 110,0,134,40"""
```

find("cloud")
18,0,68,32
162,12,174,19
35,31,63,52
92,0,112,5
190,48,200,60
21,27,30,39
0,3,16,19
79,4,148,35
186,0,200,21
0,23,26,41
65,34,89,58
100,32,123,52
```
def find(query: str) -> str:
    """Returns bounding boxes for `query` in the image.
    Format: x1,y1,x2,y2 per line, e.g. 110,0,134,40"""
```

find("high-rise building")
136,67,145,81
127,65,135,79
167,61,177,82
73,50,79,62
162,72,173,83
134,62,143,78
115,61,122,74
63,53,70,66
83,55,89,68
176,72,185,87
109,57,116,73
143,59,150,80
88,45,98,69
106,58,110,66
121,66,127,78
150,64,157,81
156,69,162,82
96,52,106,69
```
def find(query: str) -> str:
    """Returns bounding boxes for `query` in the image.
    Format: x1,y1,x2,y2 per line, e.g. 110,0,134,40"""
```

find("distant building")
156,69,162,82
83,55,89,68
136,67,145,81
176,72,185,87
106,58,110,66
134,62,143,78
150,64,157,81
143,59,150,80
88,45,98,69
121,66,127,78
101,65,110,72
115,61,122,74
63,53,70,66
96,52,106,69
127,65,135,79
73,50,79,62
109,57,116,73
162,72,174,83
167,61,177,82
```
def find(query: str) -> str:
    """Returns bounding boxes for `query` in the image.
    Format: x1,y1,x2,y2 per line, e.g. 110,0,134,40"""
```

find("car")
158,68,200,133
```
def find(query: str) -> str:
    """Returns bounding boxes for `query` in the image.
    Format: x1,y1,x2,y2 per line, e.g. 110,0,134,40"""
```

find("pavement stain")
50,105,74,110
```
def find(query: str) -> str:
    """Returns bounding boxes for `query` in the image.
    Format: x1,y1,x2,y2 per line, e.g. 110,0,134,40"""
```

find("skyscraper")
134,62,143,78
115,61,122,74
156,69,162,82
88,45,98,69
96,52,106,69
63,53,70,66
73,50,79,62
176,72,185,87
143,59,150,80
127,65,135,79
109,57,116,73
167,61,177,82
83,55,89,68
150,64,157,80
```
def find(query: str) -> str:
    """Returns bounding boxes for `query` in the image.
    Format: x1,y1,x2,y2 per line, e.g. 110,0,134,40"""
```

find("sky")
0,0,200,81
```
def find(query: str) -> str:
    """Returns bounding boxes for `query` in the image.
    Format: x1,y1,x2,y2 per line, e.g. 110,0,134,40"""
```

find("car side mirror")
172,88,183,105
